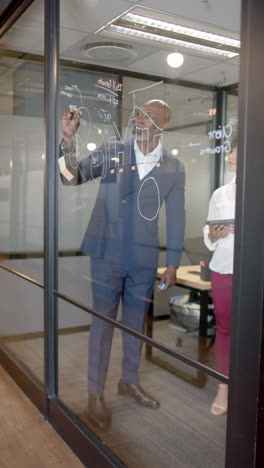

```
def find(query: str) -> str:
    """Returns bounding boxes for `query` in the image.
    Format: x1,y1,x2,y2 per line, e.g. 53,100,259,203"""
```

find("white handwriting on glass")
207,124,232,140
200,124,233,156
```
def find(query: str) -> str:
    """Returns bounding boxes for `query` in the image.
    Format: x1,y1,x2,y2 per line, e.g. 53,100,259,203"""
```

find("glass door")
56,1,240,466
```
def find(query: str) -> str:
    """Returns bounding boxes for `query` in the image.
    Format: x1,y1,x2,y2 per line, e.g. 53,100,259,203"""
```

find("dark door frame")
225,0,264,466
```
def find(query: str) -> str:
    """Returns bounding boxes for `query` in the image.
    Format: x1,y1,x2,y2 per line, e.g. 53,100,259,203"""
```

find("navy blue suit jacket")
62,139,185,269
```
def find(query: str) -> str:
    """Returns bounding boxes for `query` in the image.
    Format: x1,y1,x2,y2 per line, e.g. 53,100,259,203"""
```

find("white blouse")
203,177,236,274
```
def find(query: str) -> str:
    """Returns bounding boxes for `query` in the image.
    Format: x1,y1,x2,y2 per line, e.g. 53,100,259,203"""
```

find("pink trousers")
210,270,233,376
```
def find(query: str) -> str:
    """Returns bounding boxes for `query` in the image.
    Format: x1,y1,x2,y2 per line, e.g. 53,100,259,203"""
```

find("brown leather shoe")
88,393,111,431
117,380,160,408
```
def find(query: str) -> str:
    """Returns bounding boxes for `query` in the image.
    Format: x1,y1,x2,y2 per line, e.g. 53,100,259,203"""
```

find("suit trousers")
88,257,157,395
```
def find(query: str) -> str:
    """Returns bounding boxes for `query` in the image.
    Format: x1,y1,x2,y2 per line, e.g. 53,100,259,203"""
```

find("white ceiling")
0,0,241,86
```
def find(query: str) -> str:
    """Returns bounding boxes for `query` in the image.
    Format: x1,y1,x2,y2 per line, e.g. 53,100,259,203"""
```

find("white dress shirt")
203,177,236,274
134,140,162,180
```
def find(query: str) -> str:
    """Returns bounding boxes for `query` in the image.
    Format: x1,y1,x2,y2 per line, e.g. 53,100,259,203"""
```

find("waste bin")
169,294,200,332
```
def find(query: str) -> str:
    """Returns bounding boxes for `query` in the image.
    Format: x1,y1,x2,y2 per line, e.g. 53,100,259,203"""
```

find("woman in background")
203,141,237,415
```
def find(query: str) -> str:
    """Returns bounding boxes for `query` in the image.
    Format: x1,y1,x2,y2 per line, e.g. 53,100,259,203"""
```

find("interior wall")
0,115,44,252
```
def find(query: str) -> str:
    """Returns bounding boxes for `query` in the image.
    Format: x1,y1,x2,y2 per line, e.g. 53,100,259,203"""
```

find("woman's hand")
208,225,231,243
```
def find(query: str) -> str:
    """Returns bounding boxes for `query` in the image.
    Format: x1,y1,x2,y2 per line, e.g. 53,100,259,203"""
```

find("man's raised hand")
61,105,81,143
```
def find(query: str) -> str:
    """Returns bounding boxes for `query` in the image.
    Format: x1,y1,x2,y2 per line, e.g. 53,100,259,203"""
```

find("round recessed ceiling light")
83,42,137,62
167,52,184,68
87,143,97,151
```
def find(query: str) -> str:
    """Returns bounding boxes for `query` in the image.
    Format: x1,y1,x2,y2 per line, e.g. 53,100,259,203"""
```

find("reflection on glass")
0,269,44,384
59,303,226,467
203,143,237,415
123,78,215,371
0,0,44,383
59,94,185,430
57,0,240,463
0,53,44,278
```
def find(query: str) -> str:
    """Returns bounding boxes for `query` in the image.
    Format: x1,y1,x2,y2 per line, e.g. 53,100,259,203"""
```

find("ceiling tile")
183,62,239,86
139,0,240,33
126,50,219,80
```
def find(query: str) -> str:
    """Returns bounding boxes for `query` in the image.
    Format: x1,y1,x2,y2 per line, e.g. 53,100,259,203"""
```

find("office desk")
145,265,212,387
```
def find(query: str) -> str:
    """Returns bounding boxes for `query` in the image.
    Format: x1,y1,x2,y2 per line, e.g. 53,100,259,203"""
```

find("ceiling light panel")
100,9,240,59
108,25,238,58
123,13,240,49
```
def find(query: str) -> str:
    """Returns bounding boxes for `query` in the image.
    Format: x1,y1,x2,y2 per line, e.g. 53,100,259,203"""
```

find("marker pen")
69,104,77,112
69,104,82,116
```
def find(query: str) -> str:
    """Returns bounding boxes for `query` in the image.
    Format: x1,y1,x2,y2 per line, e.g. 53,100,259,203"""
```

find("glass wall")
56,0,240,466
0,0,241,466
58,305,226,468
0,1,45,384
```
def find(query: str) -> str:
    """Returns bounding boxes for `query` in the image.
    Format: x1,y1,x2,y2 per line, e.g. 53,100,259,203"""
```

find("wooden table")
145,265,212,387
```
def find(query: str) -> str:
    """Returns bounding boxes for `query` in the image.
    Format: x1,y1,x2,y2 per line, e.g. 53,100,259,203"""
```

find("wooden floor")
0,365,83,468
1,322,227,468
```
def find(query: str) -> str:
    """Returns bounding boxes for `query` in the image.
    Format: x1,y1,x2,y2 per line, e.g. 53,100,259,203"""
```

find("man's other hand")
157,265,177,292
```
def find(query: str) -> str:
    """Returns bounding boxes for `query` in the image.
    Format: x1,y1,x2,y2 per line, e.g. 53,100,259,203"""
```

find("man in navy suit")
60,100,185,430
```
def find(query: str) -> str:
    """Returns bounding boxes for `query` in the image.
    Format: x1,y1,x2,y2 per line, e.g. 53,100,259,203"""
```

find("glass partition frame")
2,0,264,467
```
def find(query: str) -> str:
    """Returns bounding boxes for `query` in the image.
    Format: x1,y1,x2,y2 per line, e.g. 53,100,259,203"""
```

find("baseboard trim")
0,325,90,344
0,345,45,414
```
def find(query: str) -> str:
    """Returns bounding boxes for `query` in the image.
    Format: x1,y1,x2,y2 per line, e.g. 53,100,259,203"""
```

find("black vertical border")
226,0,264,466
44,0,59,415
210,88,227,194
